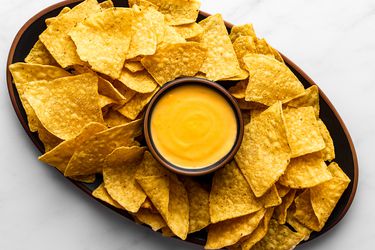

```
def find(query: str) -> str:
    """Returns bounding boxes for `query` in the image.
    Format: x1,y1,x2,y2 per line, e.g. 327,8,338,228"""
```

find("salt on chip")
252,219,304,250
209,161,262,224
118,69,158,93
173,22,203,40
39,0,101,67
124,61,145,73
274,189,296,224
9,63,70,132
92,183,124,209
103,146,147,213
199,14,242,81
286,85,320,117
134,208,166,231
182,177,210,233
104,109,132,127
205,209,266,249
244,54,305,106
65,119,142,176
39,122,106,173
69,8,133,78
24,73,103,140
279,152,332,188
117,88,159,120
25,40,58,66
317,119,335,161
38,125,63,152
283,106,326,158
141,42,207,85
235,102,291,197
229,23,256,43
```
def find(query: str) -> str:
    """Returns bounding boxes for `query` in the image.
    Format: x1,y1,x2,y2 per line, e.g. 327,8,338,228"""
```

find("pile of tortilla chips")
9,0,350,249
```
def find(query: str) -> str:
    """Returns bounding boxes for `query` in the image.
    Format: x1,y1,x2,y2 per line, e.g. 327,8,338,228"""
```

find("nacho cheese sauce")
150,84,237,169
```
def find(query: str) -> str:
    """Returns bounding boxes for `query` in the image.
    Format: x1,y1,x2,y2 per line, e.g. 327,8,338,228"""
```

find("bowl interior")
6,0,358,247
144,77,244,176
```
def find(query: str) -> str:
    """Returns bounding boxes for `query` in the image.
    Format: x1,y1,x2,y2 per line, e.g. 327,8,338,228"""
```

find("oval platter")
6,0,358,247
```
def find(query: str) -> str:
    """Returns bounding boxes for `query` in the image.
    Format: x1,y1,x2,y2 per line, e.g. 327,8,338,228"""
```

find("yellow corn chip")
210,161,262,223
286,205,312,240
103,146,147,213
205,209,266,249
160,25,186,45
182,177,210,233
257,185,282,208
275,182,290,198
244,54,305,106
199,14,241,81
173,22,203,40
279,152,332,188
233,36,257,69
65,119,142,176
135,151,170,178
317,119,335,161
235,102,291,197
134,208,166,231
111,80,137,104
70,8,133,78
255,38,274,58
286,85,320,117
92,183,124,209
9,63,70,132
117,88,158,120
104,109,132,127
45,7,71,26
38,125,63,152
161,227,175,237
294,189,320,231
252,219,304,250
99,0,114,8
237,99,267,110
25,40,58,66
229,23,256,43
39,122,106,173
98,77,125,102
124,61,145,73
284,106,326,157
99,95,116,110
274,189,296,224
40,0,101,67
71,174,96,183
24,73,104,140
118,69,158,93
221,69,249,81
141,42,207,85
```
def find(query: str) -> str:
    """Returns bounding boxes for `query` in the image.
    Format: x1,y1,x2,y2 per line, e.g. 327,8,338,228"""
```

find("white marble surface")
0,0,373,249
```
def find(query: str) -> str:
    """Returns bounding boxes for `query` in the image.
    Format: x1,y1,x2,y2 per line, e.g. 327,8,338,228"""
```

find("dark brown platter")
6,0,358,247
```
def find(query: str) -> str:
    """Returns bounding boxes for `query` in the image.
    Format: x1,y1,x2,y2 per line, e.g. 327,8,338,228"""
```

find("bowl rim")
143,77,244,176
6,0,358,247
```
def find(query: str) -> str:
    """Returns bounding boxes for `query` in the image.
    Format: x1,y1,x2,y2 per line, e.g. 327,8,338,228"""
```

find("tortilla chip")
99,95,116,110
124,61,145,73
237,99,267,110
255,38,274,58
39,122,106,173
279,152,332,188
252,219,304,250
274,189,296,224
134,208,166,231
244,54,305,106
229,23,256,43
98,77,125,102
118,69,158,93
173,22,203,40
199,14,241,81
257,185,282,208
284,106,326,157
92,183,124,209
286,205,312,240
104,109,132,127
210,161,262,223
221,69,249,81
317,119,335,161
309,162,350,230
39,0,101,67
24,73,104,140
72,174,96,183
117,88,158,120
65,119,142,176
99,0,114,9
135,151,170,178
183,177,210,233
275,183,290,198
45,7,71,26
38,125,63,152
103,146,147,213
235,102,291,197
233,36,257,68
161,227,175,237
286,85,320,117
25,40,58,66
111,80,137,104
141,42,207,85
294,189,320,231
9,63,70,132
205,209,266,249
160,25,186,45
69,8,133,78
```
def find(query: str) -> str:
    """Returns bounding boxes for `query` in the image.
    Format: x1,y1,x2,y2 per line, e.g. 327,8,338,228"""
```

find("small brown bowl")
143,77,244,176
